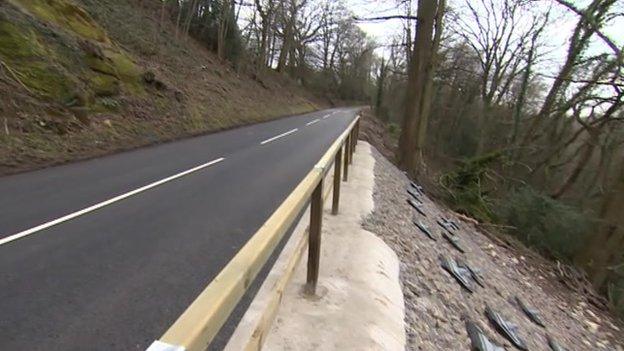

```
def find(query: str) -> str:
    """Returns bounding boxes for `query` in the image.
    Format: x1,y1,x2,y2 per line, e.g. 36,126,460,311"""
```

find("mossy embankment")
0,0,320,175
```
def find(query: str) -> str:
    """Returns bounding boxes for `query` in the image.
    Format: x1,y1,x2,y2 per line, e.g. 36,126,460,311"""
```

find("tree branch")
353,15,418,22
554,0,622,59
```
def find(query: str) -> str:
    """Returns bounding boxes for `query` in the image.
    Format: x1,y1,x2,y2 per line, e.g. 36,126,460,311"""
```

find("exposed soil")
358,107,398,162
0,0,323,176
363,146,624,351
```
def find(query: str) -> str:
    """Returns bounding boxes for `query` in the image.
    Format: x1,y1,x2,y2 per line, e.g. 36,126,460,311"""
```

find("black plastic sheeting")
407,186,422,200
485,305,529,351
441,230,466,253
466,319,505,351
547,335,569,351
409,181,425,195
414,219,437,241
457,258,485,288
404,179,572,351
440,255,475,293
407,198,427,217
516,296,546,328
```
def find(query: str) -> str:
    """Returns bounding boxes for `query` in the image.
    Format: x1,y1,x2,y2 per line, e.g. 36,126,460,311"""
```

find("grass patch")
0,19,75,103
9,0,109,43
439,151,504,222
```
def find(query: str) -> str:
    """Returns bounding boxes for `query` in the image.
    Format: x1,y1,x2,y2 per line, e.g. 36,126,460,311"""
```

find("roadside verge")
226,141,406,350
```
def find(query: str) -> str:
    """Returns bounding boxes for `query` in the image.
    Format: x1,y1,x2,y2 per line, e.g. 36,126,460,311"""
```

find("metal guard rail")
150,113,361,351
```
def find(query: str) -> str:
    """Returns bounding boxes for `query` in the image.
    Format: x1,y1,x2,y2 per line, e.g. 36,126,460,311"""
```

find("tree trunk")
175,0,183,39
277,26,292,72
398,0,445,176
218,0,233,61
575,157,624,289
375,58,386,117
277,3,295,73
255,0,273,67
475,105,488,156
519,0,604,149
183,0,199,38
511,47,534,144
551,133,597,199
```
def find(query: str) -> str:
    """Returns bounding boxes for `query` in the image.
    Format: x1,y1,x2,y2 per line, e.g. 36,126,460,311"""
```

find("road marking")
0,157,226,246
322,114,331,119
260,128,298,145
306,119,320,126
147,340,185,351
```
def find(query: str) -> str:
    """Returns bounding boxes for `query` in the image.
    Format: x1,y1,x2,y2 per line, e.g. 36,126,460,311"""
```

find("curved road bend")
0,108,359,350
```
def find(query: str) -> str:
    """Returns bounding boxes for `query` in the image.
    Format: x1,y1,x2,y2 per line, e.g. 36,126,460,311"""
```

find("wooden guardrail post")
342,141,349,181
332,147,342,215
306,179,324,295
151,116,360,351
349,129,355,165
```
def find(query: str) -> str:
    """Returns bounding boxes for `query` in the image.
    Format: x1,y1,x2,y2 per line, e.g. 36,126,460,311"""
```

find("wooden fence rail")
148,114,361,351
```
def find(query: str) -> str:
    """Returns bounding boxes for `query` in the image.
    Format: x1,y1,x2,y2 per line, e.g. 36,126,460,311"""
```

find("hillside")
0,0,321,175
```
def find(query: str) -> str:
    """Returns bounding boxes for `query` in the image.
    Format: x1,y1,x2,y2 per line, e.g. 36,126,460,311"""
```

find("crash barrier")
147,114,361,351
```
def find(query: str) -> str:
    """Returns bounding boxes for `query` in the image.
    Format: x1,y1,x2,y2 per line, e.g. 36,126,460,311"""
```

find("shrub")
607,279,623,317
497,186,592,260
387,123,399,136
439,151,503,222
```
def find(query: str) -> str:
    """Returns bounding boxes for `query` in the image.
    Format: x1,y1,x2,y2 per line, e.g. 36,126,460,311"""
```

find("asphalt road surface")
0,108,359,350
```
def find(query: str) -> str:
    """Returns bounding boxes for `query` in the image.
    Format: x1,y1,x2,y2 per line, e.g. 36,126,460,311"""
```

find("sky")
345,0,623,74
237,0,622,76
347,0,409,41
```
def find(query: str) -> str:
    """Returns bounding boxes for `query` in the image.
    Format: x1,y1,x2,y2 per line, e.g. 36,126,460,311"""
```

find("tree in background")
576,159,624,289
452,0,550,155
372,0,623,313
243,0,374,100
168,0,243,63
398,0,446,177
159,0,624,314
374,57,387,118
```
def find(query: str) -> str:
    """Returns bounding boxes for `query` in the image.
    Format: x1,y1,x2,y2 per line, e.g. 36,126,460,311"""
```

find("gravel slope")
363,146,624,351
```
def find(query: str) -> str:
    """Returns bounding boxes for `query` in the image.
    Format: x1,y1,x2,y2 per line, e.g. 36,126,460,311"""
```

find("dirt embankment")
358,111,624,349
357,107,398,162
364,147,624,350
0,0,322,175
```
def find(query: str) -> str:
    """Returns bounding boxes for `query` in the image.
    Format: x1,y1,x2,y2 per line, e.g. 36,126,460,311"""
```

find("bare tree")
254,0,276,66
398,0,446,176
520,0,620,149
452,0,550,155
575,157,624,288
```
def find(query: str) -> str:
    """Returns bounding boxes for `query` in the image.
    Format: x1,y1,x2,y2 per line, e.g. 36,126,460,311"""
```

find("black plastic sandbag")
440,255,474,292
515,296,546,328
485,305,528,351
414,220,437,241
466,320,505,351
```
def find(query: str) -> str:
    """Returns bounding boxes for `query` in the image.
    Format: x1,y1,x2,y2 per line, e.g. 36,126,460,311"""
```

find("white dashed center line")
322,114,331,119
260,128,299,145
0,157,226,246
306,119,320,126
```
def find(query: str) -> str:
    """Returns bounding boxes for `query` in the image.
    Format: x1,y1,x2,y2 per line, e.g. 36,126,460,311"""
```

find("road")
0,108,359,351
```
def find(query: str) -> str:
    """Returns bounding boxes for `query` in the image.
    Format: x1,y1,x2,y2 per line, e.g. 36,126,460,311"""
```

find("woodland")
169,0,623,317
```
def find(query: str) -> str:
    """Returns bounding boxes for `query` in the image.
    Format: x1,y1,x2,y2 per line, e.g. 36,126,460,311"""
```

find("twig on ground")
0,60,34,95
454,211,479,225
479,222,517,230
